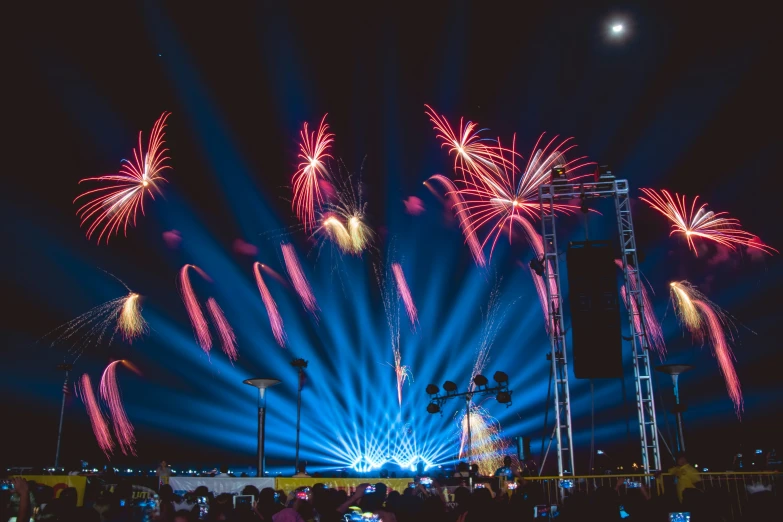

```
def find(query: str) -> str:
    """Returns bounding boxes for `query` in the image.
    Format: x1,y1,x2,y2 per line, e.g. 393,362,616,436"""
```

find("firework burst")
314,163,375,255
253,262,287,347
292,115,334,232
45,277,147,361
99,360,137,456
281,243,319,314
669,281,743,416
640,188,777,256
76,374,114,458
75,112,171,244
179,265,212,353
206,298,238,362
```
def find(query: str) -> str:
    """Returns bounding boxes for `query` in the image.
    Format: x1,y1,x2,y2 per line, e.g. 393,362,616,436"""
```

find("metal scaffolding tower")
538,179,661,476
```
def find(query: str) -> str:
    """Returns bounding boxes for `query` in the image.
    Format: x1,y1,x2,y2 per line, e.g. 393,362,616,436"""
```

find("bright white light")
612,24,624,33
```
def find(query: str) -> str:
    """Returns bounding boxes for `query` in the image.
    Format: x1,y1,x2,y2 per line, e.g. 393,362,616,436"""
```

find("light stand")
54,363,72,470
290,358,308,473
655,364,694,453
426,372,513,485
243,378,281,477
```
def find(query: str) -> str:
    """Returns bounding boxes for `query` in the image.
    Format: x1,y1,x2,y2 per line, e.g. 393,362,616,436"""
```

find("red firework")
292,115,334,232
640,188,777,256
281,243,319,314
179,265,212,353
75,112,172,244
615,260,666,358
426,174,486,267
206,298,238,362
392,263,418,327
253,262,287,347
99,360,136,456
77,374,114,458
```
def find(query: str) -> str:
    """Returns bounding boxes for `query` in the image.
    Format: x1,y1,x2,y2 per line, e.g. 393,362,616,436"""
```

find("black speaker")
566,241,623,378
517,436,532,461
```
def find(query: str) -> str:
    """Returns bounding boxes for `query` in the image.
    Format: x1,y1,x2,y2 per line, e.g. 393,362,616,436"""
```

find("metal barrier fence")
521,472,779,520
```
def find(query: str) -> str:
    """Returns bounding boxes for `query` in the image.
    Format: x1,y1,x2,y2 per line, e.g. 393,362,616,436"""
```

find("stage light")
550,165,567,184
443,381,458,393
529,256,545,277
426,384,440,395
473,374,488,387
493,371,508,385
497,391,512,404
427,403,441,414
612,23,623,34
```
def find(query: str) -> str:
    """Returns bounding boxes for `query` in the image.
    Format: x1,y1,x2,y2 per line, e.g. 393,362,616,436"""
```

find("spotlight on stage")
426,403,441,414
443,381,458,394
530,256,545,277
426,384,440,396
473,374,488,388
496,391,512,405
550,165,567,184
493,371,508,385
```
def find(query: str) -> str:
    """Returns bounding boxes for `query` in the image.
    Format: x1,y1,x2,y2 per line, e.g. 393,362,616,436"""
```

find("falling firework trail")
206,298,238,362
513,215,558,330
391,263,418,327
281,243,319,314
640,188,777,256
179,265,212,353
670,281,743,416
376,260,410,407
468,283,509,389
76,374,114,458
118,293,147,342
253,262,286,347
615,259,666,358
75,112,172,244
99,361,136,456
427,174,486,267
292,114,334,232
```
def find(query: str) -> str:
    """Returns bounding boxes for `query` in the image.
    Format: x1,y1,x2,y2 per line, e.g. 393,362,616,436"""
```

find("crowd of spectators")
2,452,779,522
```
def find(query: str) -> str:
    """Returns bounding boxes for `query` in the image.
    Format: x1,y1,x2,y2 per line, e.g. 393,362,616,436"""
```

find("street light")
243,378,281,477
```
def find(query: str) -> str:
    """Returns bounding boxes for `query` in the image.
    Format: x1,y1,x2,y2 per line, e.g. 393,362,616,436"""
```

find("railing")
520,472,779,519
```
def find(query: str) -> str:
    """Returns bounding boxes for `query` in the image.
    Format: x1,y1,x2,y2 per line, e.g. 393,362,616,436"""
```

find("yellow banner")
276,478,414,495
19,475,87,506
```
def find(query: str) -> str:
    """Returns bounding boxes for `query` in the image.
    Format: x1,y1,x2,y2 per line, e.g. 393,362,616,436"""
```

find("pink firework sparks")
456,135,593,259
669,282,743,417
99,360,136,456
640,188,777,256
391,263,418,327
426,175,486,266
253,262,286,347
513,215,558,330
292,115,334,232
615,260,666,358
75,112,172,244
425,105,512,183
179,265,212,353
77,374,114,458
281,243,319,314
206,297,238,362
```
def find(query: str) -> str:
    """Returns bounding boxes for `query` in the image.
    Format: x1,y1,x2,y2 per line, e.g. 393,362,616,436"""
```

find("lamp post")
54,363,72,470
243,378,281,477
290,358,308,473
655,364,694,453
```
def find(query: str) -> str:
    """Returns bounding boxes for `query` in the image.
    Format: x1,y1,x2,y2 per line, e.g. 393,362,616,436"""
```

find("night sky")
4,1,781,475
